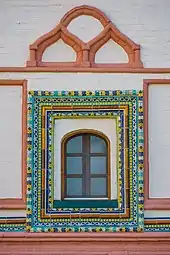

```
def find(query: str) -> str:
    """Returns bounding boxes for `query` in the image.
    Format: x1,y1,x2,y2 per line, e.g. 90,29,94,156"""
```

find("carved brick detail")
26,5,143,69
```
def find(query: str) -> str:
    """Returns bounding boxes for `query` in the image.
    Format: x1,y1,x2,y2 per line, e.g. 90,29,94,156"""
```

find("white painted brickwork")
95,40,128,64
1,0,170,67
0,86,22,199
68,15,103,42
42,39,76,62
149,84,170,198
1,73,170,90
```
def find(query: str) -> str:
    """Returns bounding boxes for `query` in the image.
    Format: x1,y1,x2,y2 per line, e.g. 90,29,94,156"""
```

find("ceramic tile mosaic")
144,218,170,232
0,217,25,232
46,110,125,216
1,218,170,232
26,90,144,232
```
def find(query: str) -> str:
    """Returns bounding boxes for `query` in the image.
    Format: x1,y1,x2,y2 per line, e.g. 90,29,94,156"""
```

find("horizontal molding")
0,199,26,210
0,233,170,254
145,198,170,210
0,232,170,242
1,67,170,73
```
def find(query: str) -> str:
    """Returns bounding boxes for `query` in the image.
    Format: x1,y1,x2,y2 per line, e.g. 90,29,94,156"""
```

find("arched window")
61,130,110,199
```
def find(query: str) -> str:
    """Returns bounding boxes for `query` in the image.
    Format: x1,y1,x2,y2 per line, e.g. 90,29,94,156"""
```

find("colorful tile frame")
1,219,170,232
37,104,130,221
46,110,126,215
144,218,170,232
27,90,144,232
0,217,25,232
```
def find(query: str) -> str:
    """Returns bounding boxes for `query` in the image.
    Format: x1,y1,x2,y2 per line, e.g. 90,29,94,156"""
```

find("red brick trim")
145,218,170,224
88,23,143,68
0,233,170,254
26,5,143,69
26,23,83,67
0,80,27,210
60,5,110,27
2,67,170,73
1,232,170,241
144,79,170,210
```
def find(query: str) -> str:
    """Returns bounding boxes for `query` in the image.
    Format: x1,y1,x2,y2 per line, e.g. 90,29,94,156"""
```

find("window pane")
66,136,82,153
90,135,106,153
66,178,82,196
90,156,106,174
66,157,82,174
90,178,106,196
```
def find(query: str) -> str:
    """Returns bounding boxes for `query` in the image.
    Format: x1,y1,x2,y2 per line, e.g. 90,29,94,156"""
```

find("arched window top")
65,130,108,154
61,129,110,199
62,129,110,146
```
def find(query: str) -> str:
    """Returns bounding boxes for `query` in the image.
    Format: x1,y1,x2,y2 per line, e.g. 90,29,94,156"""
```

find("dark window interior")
64,133,108,199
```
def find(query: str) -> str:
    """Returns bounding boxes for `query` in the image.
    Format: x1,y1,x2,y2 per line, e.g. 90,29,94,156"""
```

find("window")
61,130,110,200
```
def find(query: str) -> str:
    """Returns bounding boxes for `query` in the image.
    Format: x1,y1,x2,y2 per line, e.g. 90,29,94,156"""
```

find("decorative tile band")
0,217,25,232
144,219,170,232
1,218,170,232
44,110,128,218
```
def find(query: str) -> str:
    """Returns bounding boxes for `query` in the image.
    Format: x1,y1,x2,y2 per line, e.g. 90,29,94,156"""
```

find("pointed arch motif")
88,23,142,68
26,24,83,67
26,5,143,69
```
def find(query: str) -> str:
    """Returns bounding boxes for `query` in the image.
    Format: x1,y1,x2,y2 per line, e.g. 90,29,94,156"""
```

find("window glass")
66,157,82,174
90,156,106,174
67,178,82,196
90,178,106,196
66,136,82,153
90,135,106,153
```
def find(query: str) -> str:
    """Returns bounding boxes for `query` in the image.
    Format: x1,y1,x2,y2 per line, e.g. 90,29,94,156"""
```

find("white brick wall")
1,72,170,90
1,0,170,67
42,39,76,62
0,86,22,199
95,40,128,63
68,15,103,42
149,84,170,198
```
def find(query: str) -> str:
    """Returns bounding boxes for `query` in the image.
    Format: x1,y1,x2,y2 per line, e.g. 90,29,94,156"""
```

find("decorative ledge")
0,233,170,254
1,232,170,241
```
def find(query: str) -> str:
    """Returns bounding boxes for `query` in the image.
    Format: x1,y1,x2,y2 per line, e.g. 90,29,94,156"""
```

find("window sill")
53,199,118,208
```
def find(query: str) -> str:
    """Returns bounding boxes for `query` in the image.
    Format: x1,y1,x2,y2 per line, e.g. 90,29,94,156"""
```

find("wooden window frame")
61,129,111,200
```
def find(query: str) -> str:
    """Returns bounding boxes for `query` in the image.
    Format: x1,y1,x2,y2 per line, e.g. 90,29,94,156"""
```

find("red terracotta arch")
88,23,143,68
60,5,110,28
26,5,143,69
26,24,84,67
